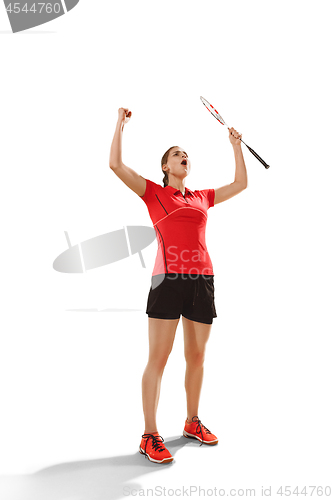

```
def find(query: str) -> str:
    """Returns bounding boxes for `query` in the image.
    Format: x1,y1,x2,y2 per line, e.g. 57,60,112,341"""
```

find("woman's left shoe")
183,416,218,445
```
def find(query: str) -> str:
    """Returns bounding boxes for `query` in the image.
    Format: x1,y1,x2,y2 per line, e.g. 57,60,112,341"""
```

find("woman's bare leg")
182,316,212,421
142,317,180,433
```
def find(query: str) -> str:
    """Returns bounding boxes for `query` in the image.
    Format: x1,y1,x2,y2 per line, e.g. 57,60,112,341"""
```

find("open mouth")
181,159,187,166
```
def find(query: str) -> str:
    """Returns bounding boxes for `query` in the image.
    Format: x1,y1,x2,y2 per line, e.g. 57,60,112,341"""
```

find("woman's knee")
184,350,205,367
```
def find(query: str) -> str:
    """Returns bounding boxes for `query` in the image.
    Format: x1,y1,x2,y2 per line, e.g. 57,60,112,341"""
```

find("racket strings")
200,96,227,126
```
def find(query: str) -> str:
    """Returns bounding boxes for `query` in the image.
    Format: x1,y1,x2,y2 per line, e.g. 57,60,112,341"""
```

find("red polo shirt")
140,178,215,276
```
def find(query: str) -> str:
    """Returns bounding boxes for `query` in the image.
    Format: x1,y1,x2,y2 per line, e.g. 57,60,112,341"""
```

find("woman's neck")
167,176,186,194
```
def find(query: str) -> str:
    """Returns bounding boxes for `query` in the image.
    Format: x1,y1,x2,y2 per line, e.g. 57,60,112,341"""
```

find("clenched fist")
118,108,132,126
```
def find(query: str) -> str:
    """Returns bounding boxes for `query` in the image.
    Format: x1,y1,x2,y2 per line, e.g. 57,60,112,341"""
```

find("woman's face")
163,147,191,179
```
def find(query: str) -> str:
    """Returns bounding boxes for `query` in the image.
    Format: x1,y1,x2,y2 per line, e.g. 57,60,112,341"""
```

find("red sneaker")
183,416,218,445
139,432,174,463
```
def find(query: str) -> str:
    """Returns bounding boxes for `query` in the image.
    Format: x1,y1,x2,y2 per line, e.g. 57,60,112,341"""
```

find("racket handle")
243,142,270,169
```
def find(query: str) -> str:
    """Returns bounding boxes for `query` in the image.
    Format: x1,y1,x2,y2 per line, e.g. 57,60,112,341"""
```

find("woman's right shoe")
139,432,174,464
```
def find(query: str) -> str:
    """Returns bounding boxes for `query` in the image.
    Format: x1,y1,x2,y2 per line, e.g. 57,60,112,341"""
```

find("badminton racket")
200,96,270,169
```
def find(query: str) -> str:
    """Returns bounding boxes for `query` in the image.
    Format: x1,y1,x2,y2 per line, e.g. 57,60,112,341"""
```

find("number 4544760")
6,3,61,14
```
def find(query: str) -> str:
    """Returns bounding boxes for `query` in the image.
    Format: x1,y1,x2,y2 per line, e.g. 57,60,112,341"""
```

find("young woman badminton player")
109,107,248,464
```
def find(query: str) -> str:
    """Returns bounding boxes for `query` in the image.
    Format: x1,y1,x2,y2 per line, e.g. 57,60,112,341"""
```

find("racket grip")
246,145,270,169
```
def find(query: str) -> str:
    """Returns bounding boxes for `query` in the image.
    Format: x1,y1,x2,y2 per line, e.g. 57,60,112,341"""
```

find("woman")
109,107,247,464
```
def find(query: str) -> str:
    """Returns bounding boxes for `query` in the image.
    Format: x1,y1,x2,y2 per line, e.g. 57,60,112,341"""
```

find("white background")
0,0,332,498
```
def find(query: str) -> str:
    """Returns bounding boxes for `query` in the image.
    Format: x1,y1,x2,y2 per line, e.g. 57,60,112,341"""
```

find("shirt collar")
164,185,194,196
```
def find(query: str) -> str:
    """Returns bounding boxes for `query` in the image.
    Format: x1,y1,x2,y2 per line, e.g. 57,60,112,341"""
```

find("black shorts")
146,273,217,325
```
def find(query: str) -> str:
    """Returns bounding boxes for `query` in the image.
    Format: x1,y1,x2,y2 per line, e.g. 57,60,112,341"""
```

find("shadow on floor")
0,435,194,500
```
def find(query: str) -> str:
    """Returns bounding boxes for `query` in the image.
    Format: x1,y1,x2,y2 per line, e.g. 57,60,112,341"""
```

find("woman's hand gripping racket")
200,96,270,169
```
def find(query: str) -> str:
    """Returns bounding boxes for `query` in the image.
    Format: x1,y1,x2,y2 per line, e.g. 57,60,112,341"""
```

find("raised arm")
214,127,248,205
109,108,146,197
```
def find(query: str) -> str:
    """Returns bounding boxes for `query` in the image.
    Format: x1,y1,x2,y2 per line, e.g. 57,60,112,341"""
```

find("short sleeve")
198,188,215,209
207,188,215,208
140,178,157,204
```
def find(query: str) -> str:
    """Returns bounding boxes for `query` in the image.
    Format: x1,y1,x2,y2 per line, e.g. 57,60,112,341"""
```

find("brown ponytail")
161,146,178,187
